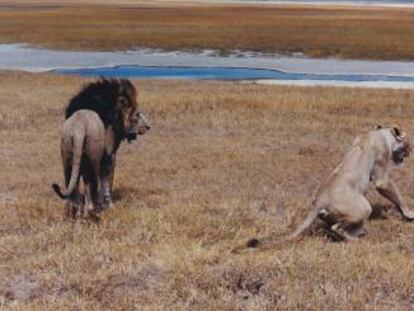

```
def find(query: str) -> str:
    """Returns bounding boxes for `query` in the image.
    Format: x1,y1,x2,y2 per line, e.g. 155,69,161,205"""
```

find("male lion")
290,126,414,241
53,78,150,213
52,110,106,218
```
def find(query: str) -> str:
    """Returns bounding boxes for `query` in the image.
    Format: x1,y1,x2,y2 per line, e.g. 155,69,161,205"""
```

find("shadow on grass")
370,203,392,220
112,186,167,207
112,186,141,203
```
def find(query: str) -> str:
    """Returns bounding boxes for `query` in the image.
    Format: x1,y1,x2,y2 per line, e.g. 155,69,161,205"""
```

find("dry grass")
1,72,414,309
1,2,414,59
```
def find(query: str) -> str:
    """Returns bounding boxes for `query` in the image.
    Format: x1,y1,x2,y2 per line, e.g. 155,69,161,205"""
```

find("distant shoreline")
250,79,414,89
202,0,414,8
2,44,414,77
3,44,414,89
1,4,414,60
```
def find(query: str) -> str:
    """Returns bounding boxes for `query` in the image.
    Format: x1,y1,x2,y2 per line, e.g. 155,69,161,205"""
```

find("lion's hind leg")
82,153,103,217
328,195,372,242
68,186,81,219
330,223,360,242
83,179,92,217
319,212,362,241
347,223,366,238
63,156,81,219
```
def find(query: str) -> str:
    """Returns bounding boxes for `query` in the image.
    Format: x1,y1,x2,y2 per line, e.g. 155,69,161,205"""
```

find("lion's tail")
52,133,85,199
288,202,322,240
242,203,323,250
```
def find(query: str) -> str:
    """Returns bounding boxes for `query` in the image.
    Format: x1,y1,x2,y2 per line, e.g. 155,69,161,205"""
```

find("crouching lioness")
290,126,414,241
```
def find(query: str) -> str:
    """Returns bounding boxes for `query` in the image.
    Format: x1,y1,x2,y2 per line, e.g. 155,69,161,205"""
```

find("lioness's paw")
403,210,414,221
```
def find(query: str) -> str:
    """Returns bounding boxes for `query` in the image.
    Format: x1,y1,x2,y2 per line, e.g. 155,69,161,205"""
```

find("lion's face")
390,127,411,165
117,80,150,142
126,111,151,142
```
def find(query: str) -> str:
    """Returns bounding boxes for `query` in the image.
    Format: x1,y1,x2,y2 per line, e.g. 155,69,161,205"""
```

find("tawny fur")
290,126,414,241
63,78,150,209
52,109,105,218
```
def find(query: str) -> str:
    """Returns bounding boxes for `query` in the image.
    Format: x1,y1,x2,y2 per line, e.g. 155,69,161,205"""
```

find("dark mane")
65,78,132,128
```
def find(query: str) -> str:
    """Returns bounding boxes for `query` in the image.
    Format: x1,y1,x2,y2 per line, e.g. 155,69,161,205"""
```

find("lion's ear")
392,127,401,137
391,127,405,142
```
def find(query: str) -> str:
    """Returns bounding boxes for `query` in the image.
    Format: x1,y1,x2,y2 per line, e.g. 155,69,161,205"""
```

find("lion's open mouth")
392,148,408,164
126,132,137,142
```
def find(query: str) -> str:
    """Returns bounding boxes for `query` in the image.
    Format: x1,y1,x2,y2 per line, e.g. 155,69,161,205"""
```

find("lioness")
290,126,414,241
52,109,106,218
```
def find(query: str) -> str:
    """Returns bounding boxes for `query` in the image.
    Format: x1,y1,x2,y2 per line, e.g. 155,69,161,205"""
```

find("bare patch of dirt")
2,276,41,303
93,264,168,302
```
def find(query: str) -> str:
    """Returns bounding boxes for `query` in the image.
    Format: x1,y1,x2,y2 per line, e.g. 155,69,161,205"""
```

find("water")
55,65,414,82
2,43,414,87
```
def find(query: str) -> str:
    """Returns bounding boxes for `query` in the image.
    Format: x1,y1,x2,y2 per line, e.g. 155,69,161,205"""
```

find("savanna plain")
1,73,414,309
1,1,414,59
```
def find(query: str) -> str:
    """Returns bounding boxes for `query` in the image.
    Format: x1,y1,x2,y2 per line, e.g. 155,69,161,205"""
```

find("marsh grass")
1,72,414,308
1,2,414,60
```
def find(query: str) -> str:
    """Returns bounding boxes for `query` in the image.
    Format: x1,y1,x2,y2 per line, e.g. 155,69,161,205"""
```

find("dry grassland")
1,72,414,309
1,2,414,59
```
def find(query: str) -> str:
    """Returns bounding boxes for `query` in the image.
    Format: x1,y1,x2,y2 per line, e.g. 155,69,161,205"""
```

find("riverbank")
3,44,414,89
3,44,414,77
251,79,414,89
1,3,414,60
